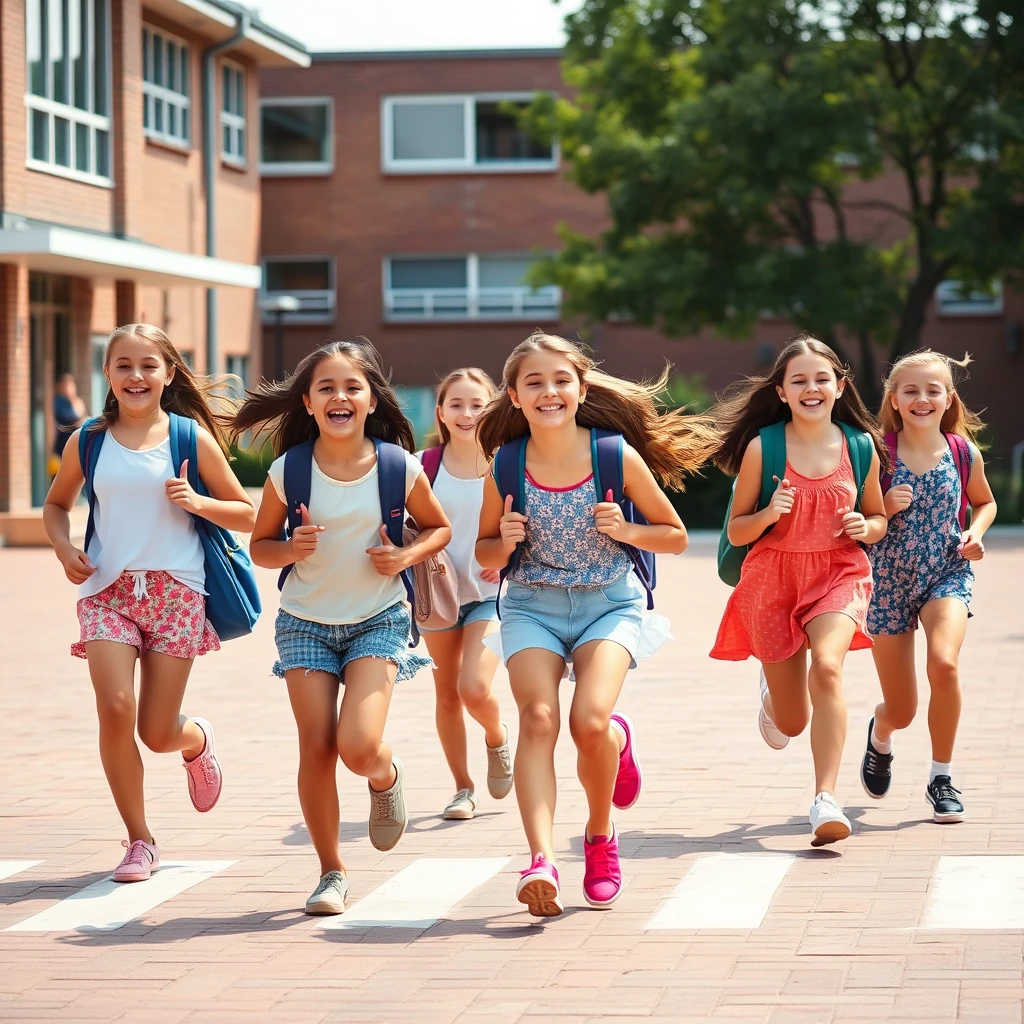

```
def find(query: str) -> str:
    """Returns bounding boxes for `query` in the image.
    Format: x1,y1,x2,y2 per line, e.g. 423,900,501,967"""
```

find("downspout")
202,11,249,375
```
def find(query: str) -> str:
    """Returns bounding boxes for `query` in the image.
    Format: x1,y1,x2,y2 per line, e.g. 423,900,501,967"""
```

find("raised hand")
769,475,797,522
594,488,627,538
291,502,324,561
958,528,986,561
498,493,528,552
884,484,914,517
837,505,869,541
165,458,203,514
366,524,408,577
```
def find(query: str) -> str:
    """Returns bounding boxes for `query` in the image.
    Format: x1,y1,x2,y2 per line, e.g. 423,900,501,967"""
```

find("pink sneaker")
516,855,563,917
113,838,160,883
583,826,622,908
611,712,642,810
183,717,222,813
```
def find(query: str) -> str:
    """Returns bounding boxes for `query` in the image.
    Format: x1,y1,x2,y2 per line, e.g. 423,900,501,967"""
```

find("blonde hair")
879,349,985,445
476,331,720,491
96,323,233,455
433,367,497,445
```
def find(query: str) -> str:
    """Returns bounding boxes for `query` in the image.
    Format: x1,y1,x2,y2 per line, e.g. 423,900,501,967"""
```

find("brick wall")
0,263,31,511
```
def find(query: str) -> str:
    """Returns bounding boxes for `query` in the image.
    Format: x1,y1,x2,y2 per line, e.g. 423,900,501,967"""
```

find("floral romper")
867,447,973,635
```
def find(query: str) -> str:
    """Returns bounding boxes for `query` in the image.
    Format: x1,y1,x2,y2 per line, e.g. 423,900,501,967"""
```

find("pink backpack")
881,431,972,530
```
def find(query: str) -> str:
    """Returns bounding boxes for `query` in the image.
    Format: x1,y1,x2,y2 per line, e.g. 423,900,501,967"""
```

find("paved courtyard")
2,533,1024,1024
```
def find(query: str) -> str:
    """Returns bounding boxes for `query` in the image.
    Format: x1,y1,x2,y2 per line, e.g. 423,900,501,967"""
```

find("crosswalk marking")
5,860,236,933
0,861,42,882
923,855,1024,930
320,857,511,930
646,853,796,930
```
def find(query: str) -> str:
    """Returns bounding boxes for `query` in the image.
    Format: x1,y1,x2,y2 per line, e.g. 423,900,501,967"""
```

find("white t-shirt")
419,451,498,606
268,449,423,625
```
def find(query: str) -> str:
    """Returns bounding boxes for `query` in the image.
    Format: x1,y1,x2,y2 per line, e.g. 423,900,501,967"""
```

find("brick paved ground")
2,534,1023,1024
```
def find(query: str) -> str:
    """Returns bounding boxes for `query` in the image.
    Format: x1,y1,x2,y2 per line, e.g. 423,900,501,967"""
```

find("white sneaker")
809,792,852,846
758,668,789,750
443,788,478,820
305,870,349,915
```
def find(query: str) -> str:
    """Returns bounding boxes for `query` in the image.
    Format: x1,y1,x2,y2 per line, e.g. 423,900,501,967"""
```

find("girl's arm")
726,438,795,547
960,444,997,559
594,446,688,554
164,429,256,533
840,448,887,545
42,429,96,584
366,474,451,577
475,474,525,569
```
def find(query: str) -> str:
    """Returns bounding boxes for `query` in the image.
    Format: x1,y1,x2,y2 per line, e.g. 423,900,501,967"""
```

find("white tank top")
80,432,206,600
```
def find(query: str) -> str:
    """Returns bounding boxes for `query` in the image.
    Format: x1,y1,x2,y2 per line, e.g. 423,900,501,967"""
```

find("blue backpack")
276,437,419,645
79,413,262,641
492,428,656,610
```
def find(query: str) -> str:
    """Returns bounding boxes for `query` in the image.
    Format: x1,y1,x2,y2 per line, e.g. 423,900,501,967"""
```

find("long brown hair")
432,367,497,445
879,349,986,445
713,333,888,475
94,323,232,455
228,338,415,457
475,332,720,491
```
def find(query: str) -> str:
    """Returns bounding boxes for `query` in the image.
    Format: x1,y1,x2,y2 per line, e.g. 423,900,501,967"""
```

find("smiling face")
776,352,844,422
438,378,490,445
105,334,173,414
891,362,953,432
303,353,375,439
508,349,586,431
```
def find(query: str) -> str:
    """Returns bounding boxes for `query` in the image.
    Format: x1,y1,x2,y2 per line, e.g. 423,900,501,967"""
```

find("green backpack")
716,421,875,587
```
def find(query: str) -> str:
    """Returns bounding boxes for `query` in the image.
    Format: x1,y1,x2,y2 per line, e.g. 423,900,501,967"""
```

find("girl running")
859,351,996,823
710,334,888,846
43,323,256,882
419,369,513,822
234,339,450,916
475,332,717,916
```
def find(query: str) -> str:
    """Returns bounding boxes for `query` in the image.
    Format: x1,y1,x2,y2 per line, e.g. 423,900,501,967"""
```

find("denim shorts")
273,601,433,682
420,598,499,634
499,572,645,667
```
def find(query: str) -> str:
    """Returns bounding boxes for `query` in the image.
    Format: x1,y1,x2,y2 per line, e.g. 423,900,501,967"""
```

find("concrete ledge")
0,507,85,548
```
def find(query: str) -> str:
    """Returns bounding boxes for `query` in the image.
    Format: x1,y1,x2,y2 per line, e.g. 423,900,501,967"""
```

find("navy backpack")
79,413,261,641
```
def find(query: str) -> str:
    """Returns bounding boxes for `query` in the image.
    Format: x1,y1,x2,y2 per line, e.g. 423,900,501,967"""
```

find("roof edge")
311,47,563,63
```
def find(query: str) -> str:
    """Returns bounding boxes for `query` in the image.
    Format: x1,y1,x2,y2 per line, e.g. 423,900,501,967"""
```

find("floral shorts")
72,570,220,660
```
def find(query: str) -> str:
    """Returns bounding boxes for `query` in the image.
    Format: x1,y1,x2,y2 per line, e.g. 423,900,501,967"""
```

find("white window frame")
221,59,246,166
260,256,336,324
382,93,558,175
383,253,561,323
259,96,333,176
935,280,1003,317
25,0,114,187
142,25,191,150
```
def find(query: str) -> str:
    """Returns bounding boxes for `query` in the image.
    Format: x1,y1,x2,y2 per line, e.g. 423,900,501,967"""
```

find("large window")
384,254,560,321
221,61,246,164
261,258,336,323
260,98,332,175
382,94,556,174
26,0,111,184
935,280,1003,317
143,27,190,148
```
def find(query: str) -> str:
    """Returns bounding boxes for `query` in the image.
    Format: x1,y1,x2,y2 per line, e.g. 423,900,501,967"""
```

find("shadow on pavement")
54,909,308,946
0,871,112,906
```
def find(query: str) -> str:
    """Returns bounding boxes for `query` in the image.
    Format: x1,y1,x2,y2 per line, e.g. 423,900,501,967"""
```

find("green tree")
527,0,1024,399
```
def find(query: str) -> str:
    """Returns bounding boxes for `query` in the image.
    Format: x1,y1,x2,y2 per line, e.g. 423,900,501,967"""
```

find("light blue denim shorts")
273,601,432,682
499,572,645,667
420,598,499,634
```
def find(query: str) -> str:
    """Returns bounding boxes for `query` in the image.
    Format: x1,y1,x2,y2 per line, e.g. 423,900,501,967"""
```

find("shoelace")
488,746,511,773
312,871,345,898
585,836,617,878
372,787,399,820
520,856,552,879
450,788,473,804
930,777,962,802
863,745,893,776
119,838,151,868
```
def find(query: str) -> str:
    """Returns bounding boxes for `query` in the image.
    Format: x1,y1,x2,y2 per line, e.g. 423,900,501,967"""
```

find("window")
260,98,332,174
935,280,1003,317
224,354,250,399
384,254,560,321
26,0,112,184
260,258,336,323
221,61,246,164
383,94,556,173
143,27,190,147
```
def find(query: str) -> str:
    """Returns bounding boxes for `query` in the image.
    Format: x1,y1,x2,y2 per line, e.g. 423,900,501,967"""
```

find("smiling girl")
710,334,888,846
231,339,450,915
43,324,257,883
859,351,996,824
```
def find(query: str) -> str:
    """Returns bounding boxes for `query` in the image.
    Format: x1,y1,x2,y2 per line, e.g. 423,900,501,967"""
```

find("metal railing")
385,285,561,322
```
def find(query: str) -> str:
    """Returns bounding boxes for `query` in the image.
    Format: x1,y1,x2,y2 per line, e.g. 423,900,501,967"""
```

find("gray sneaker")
305,870,349,915
368,757,407,851
486,725,513,799
443,788,478,820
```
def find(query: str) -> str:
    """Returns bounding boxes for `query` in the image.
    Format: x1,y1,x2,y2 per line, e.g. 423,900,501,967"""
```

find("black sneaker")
860,717,893,799
926,776,965,823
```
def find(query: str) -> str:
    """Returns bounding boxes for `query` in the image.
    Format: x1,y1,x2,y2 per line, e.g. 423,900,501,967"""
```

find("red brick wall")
0,263,31,511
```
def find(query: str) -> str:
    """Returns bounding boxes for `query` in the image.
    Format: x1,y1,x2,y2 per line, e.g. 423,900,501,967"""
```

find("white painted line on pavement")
5,860,236,932
646,852,796,930
0,861,43,882
320,856,511,930
923,855,1024,929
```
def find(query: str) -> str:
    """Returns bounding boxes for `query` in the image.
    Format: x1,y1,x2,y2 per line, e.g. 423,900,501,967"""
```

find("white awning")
0,226,262,289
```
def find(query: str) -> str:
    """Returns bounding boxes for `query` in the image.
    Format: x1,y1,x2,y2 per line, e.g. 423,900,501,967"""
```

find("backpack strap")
757,422,787,511
167,412,200,491
945,433,973,531
374,439,417,623
79,418,106,554
277,438,316,591
420,445,445,487
838,422,873,510
879,431,899,493
591,428,623,503
492,436,529,603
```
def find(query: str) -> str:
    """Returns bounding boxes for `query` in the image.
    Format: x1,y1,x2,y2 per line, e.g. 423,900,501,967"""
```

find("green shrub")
229,443,273,488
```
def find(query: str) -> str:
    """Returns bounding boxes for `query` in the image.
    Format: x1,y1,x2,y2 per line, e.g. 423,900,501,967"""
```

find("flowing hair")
713,333,888,476
227,338,415,457
431,367,497,445
879,349,986,445
475,332,720,491
93,323,233,455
